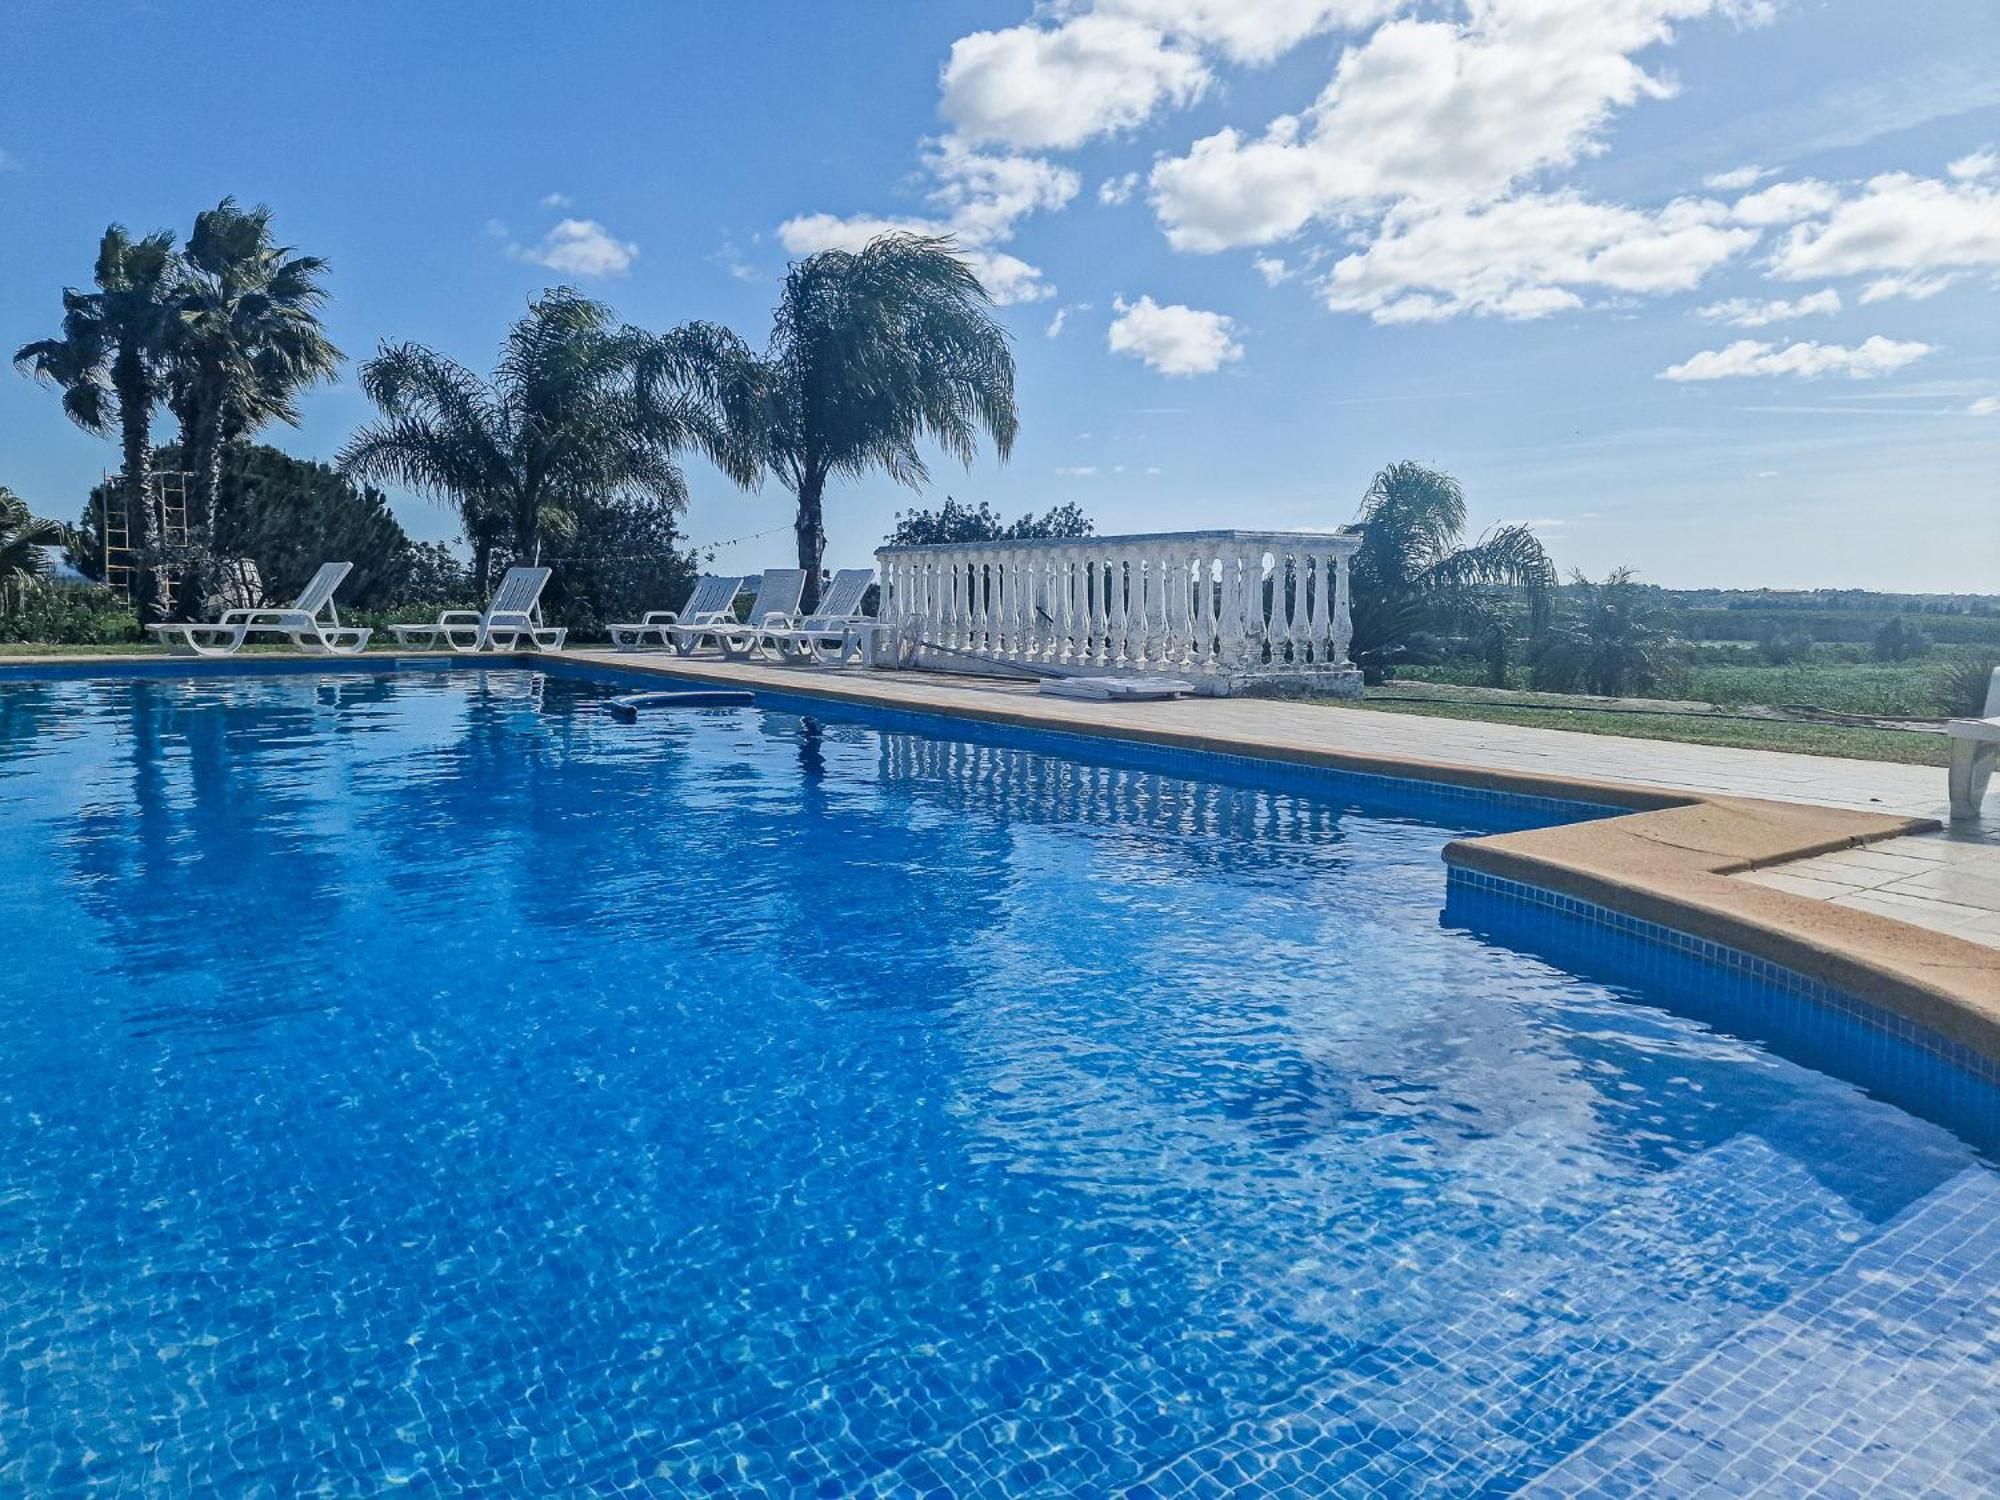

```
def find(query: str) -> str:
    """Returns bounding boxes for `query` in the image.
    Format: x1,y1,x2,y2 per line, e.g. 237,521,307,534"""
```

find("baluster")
1278,550,1300,667
1304,548,1326,666
1332,549,1354,666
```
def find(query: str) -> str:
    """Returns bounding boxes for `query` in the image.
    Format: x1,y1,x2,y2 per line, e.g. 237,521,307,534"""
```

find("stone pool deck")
559,649,2000,1070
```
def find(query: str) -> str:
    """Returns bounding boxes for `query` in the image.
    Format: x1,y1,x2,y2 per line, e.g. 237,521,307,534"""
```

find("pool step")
1520,1161,2000,1497
1122,1130,1880,1497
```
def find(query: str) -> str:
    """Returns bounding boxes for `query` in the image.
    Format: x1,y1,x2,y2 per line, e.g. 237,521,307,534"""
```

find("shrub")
1756,619,1814,665
1935,653,2000,717
1872,615,1932,662
0,581,139,645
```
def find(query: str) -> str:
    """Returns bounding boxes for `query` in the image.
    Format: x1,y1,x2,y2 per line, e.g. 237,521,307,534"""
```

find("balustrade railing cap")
876,528,1359,556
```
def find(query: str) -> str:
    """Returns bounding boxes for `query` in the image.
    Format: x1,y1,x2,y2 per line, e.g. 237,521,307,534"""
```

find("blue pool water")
1,667,1994,1496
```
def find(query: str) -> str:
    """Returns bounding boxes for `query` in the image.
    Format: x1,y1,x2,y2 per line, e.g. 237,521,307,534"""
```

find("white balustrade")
874,530,1362,697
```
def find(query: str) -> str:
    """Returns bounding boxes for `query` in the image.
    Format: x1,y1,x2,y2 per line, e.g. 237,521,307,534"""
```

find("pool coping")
8,647,2000,1071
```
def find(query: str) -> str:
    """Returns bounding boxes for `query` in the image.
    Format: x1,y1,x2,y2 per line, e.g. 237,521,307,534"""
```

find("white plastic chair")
608,574,745,652
669,568,806,658
1947,666,2000,820
756,569,876,665
389,566,567,653
148,561,370,656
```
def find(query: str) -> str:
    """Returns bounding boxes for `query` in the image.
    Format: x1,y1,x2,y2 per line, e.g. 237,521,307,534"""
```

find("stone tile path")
1740,824,2000,953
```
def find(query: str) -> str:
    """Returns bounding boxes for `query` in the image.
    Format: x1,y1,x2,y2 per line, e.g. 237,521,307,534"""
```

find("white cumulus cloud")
1098,171,1142,205
1704,163,1771,191
1660,336,1933,381
1966,395,2000,416
777,140,1080,304
940,1,1395,151
1728,179,1839,225
1321,192,1755,323
941,14,1209,151
1947,148,1998,181
1694,289,1841,327
1768,170,2000,283
1150,0,1753,253
1107,294,1244,374
508,217,638,277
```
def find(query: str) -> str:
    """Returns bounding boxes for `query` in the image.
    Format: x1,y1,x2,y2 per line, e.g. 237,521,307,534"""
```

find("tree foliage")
14,226,182,617
74,444,414,609
534,492,698,639
887,496,1093,546
1530,568,1681,697
1343,461,1555,682
339,288,729,591
720,234,1018,607
1871,615,1933,662
168,199,341,554
0,487,70,609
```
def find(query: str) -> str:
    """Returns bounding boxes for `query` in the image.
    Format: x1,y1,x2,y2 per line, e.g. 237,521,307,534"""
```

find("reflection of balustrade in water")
878,735,1348,853
874,530,1363,697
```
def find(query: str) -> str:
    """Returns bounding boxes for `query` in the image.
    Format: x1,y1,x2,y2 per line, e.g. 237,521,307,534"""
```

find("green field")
1331,695,1949,766
1683,661,1957,717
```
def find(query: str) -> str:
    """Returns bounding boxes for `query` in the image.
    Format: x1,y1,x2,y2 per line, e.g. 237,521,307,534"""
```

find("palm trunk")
180,396,227,621
794,470,826,613
113,344,160,624
471,532,494,597
187,394,225,546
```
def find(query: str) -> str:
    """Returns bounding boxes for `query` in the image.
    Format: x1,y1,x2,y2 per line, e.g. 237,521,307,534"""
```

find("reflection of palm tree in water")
64,678,366,1037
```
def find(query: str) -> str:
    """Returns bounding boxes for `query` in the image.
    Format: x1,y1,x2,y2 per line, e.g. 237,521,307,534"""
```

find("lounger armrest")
638,610,681,626
435,610,482,625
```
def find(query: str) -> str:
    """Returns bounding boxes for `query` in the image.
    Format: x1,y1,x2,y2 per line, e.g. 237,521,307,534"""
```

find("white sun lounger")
1947,666,2000,820
148,561,371,657
389,565,567,653
669,568,806,659
754,569,877,666
607,574,745,652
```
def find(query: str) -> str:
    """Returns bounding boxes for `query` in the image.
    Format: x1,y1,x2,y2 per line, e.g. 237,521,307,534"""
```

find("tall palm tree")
14,225,182,618
339,288,730,590
0,487,70,611
724,233,1017,610
169,198,341,550
1344,460,1556,681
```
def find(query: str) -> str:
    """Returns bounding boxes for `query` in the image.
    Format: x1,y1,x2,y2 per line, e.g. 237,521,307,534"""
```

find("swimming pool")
1,665,1994,1495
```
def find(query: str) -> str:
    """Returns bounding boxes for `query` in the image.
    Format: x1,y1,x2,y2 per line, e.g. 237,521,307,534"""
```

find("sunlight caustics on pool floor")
0,668,1994,1496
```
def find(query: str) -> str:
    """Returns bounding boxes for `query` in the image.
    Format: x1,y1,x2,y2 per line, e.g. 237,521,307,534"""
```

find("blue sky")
3,0,1998,591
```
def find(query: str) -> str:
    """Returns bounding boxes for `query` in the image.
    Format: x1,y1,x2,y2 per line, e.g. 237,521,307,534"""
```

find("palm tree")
338,288,730,590
14,225,182,618
0,487,70,612
724,233,1017,610
1531,568,1679,696
1344,461,1556,681
169,199,341,551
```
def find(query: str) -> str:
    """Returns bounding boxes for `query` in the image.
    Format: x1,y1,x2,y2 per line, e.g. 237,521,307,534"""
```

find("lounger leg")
1949,741,1997,821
